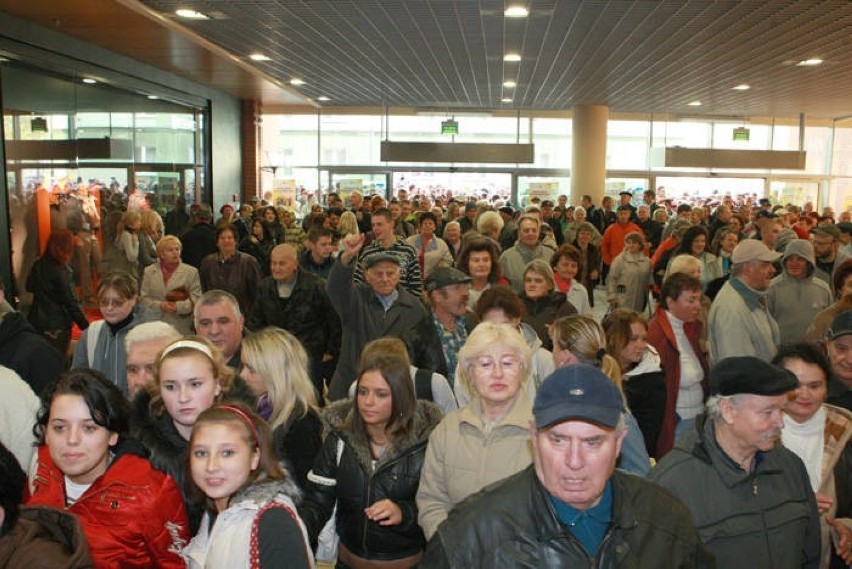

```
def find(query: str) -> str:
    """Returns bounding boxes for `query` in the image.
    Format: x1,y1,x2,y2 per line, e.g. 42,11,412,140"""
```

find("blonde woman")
102,210,140,275
337,210,360,250
138,209,164,277
139,235,202,334
550,315,651,475
417,322,533,540
131,335,254,534
240,327,322,489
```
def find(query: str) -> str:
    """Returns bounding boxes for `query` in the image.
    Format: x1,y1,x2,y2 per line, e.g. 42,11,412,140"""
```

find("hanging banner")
338,178,363,202
271,178,296,209
528,182,558,200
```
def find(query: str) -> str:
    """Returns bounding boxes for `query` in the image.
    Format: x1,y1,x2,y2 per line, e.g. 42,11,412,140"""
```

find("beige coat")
416,390,533,540
140,262,202,334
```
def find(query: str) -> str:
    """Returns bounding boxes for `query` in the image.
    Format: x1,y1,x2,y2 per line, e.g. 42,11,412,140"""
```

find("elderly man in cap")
401,266,471,388
826,310,852,411
420,364,713,568
651,357,820,569
708,239,781,363
326,233,427,400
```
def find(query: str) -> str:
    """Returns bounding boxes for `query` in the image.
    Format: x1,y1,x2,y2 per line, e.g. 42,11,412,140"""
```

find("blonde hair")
338,211,360,239
476,210,504,237
140,209,164,236
149,335,235,416
116,210,141,242
155,235,182,257
550,315,624,393
241,327,318,430
457,322,532,395
668,253,701,278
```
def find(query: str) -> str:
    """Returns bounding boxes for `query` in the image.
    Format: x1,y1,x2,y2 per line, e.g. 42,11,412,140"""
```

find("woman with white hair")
417,322,533,540
608,231,653,313
140,235,202,334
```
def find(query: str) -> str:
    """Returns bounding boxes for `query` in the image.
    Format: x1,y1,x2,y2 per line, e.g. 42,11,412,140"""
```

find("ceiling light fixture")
503,80,517,88
147,95,159,100
796,58,823,66
317,96,330,101
732,84,750,90
249,53,271,61
505,5,529,17
687,101,702,107
290,78,305,86
175,9,208,20
82,78,97,84
504,53,521,62
502,98,513,103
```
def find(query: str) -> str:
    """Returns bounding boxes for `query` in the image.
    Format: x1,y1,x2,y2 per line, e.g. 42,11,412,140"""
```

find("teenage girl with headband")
183,402,313,568
550,314,652,475
132,336,255,533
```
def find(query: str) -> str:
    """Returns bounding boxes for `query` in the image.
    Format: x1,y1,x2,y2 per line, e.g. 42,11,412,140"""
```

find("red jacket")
646,307,709,457
601,221,644,265
26,443,189,569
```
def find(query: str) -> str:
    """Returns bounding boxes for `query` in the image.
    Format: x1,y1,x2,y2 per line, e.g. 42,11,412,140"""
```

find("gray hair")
125,321,181,352
705,394,742,421
193,289,242,322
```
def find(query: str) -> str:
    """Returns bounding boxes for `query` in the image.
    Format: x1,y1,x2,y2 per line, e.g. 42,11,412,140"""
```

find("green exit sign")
441,119,459,135
733,127,750,141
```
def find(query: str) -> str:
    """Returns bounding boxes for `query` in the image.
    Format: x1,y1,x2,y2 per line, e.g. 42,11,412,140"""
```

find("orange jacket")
601,221,644,265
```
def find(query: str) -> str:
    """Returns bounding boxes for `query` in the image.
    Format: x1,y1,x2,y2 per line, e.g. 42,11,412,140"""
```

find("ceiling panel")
3,0,852,118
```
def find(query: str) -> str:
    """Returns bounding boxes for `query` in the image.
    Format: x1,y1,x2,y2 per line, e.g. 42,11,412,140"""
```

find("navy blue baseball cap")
533,364,624,429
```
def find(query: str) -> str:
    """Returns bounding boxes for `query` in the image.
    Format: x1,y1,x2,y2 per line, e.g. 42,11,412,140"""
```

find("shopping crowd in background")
1,182,851,568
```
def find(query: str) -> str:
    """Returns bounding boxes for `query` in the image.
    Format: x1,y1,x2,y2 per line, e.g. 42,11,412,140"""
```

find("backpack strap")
414,368,434,402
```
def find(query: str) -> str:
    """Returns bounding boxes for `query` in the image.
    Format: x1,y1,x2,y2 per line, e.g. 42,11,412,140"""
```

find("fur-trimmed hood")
229,476,302,509
320,398,443,472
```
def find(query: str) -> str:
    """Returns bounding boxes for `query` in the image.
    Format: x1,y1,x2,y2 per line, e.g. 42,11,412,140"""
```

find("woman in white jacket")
183,402,313,569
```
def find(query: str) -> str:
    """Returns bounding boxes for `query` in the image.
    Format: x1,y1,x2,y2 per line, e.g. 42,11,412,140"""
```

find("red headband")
218,405,259,446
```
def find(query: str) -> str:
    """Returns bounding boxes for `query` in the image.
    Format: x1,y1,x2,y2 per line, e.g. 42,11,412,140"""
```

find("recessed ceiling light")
732,84,750,90
687,101,702,107
504,53,521,62
797,58,823,66
147,95,159,100
82,78,97,84
501,98,513,103
290,78,305,86
175,9,208,20
503,80,517,88
317,96,330,101
249,53,271,61
505,5,529,17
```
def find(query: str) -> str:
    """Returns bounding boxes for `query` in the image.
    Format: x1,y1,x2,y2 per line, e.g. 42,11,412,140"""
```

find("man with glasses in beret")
420,365,713,568
651,356,820,569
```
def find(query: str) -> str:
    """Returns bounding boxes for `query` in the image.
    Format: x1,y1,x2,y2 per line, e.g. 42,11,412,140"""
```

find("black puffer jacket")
421,467,714,568
299,399,443,561
130,377,257,534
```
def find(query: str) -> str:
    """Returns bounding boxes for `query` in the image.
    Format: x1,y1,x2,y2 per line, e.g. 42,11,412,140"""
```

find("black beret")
709,357,798,396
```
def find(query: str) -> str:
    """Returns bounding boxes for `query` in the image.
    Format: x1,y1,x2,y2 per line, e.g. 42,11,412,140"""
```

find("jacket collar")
459,389,532,431
728,276,766,310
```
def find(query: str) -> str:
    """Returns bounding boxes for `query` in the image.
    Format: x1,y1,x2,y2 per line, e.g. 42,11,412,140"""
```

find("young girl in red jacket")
26,368,189,568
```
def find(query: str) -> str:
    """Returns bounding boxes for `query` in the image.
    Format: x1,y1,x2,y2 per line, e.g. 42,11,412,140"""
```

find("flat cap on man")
708,357,798,397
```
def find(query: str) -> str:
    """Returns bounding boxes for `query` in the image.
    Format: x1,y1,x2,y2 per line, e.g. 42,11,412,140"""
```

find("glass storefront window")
517,176,570,207
3,61,206,310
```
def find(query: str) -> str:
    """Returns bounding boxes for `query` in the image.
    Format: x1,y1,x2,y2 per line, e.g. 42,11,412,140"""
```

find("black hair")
0,442,25,537
771,343,832,385
34,368,131,445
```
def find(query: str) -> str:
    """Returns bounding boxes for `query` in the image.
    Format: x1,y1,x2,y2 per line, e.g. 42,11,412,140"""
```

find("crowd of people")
0,184,851,568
